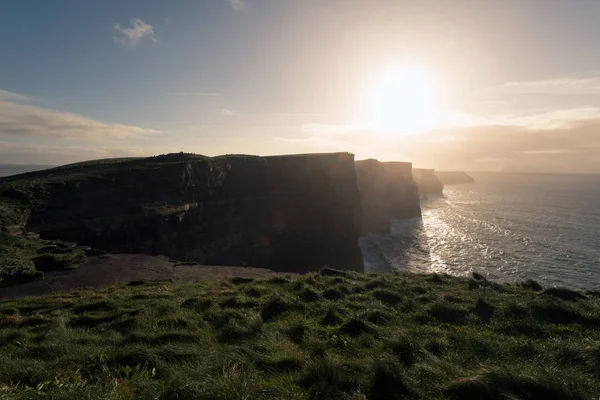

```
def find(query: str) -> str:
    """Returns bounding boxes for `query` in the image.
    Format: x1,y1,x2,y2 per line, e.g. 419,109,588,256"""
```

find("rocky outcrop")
413,168,444,196
355,159,421,234
1,153,364,274
435,171,475,185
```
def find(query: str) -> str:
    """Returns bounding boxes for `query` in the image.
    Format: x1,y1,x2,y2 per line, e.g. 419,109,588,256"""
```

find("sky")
2,0,600,173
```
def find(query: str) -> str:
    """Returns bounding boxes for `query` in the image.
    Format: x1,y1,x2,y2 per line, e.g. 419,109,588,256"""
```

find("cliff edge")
355,159,421,234
413,168,444,196
0,153,364,274
435,171,475,185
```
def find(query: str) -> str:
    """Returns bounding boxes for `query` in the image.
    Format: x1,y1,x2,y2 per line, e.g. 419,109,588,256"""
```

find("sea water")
0,164,52,178
360,172,600,290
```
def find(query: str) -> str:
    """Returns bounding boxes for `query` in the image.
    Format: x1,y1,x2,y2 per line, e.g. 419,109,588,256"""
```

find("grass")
0,152,265,231
0,234,86,287
0,270,598,399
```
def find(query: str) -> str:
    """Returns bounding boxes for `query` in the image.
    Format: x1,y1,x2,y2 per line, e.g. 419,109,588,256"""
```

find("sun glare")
366,66,438,135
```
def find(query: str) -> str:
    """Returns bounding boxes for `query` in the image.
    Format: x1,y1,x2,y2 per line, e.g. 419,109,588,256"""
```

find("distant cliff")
435,171,475,185
0,153,364,274
355,159,421,234
413,168,444,196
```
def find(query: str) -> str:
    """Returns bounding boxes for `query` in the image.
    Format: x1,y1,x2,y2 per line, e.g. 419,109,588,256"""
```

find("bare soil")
0,254,278,299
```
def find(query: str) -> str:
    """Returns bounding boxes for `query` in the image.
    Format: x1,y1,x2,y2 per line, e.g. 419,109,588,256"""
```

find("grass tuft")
472,272,487,281
373,290,403,305
472,298,495,322
519,279,544,291
300,288,321,302
323,288,344,300
445,377,493,400
338,319,374,336
368,358,413,400
539,287,587,301
322,308,344,326
428,303,469,325
261,296,292,322
319,267,349,277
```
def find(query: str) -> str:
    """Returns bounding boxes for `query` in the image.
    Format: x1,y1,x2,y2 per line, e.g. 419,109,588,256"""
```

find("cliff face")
355,159,421,234
435,171,475,185
1,153,364,273
382,162,422,219
413,168,444,196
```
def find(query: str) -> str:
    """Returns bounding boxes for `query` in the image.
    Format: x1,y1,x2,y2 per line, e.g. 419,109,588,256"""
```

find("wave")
361,173,600,290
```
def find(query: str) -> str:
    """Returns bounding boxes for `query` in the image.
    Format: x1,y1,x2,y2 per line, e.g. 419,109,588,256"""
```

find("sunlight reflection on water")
360,173,600,290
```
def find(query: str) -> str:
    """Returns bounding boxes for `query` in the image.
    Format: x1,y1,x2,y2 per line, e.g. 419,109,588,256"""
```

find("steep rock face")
435,171,475,185
355,159,421,234
382,162,422,218
4,153,364,273
413,168,444,196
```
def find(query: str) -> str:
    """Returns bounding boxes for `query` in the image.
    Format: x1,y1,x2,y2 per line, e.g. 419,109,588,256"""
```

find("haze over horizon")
2,0,600,173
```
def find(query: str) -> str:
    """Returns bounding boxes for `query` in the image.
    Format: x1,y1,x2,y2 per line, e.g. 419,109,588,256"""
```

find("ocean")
0,164,53,178
360,172,600,290
2,165,598,290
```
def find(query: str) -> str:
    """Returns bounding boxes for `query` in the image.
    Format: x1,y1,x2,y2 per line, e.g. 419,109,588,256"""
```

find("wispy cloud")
522,149,577,155
276,106,600,173
0,89,161,140
166,92,221,96
294,107,600,140
113,18,156,47
0,89,33,102
301,123,366,135
499,76,600,95
274,113,328,117
228,0,246,11
0,140,184,166
217,108,234,116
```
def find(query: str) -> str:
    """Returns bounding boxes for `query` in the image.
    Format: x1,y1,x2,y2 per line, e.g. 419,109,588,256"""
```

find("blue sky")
2,0,600,172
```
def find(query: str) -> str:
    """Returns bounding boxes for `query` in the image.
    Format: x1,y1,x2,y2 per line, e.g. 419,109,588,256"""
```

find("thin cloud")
302,122,366,135
301,108,600,134
483,107,600,130
228,0,246,11
281,107,600,173
0,89,33,102
113,18,156,47
522,149,577,155
0,90,162,140
0,141,182,166
498,76,600,95
217,108,234,116
274,113,328,117
166,92,221,96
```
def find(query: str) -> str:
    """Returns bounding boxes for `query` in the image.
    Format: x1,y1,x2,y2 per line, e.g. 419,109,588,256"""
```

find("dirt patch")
0,254,278,299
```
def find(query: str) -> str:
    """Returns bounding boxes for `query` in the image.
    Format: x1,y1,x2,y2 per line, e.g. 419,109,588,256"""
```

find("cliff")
355,159,421,234
0,153,364,274
435,171,475,185
413,168,444,196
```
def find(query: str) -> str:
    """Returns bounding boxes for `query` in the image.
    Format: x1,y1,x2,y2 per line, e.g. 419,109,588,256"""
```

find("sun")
366,66,438,135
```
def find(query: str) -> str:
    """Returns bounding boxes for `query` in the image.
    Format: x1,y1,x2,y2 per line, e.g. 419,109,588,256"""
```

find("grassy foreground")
0,234,87,287
0,269,599,400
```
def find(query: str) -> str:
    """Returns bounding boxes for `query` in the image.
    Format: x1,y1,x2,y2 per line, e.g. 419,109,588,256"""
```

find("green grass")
0,152,255,230
0,234,86,287
0,270,599,399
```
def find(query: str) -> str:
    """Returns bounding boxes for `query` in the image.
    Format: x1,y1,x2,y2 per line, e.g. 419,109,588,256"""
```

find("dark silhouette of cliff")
435,171,475,185
0,153,364,274
355,159,421,234
413,168,444,196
